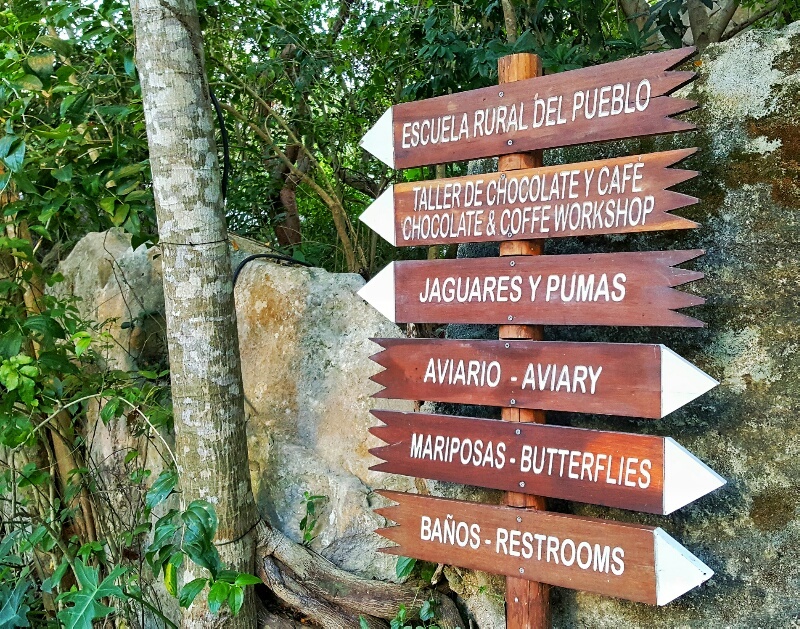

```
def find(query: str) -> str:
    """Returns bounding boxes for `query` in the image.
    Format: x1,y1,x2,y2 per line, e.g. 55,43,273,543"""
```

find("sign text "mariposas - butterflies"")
401,80,653,149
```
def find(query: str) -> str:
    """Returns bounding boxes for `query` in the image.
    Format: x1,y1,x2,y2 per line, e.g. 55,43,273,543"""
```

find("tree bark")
500,0,518,44
687,0,712,52
130,1,259,626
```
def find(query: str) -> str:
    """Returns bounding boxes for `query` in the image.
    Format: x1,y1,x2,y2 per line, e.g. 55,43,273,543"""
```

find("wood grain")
369,339,663,418
391,47,696,168
369,410,666,513
390,149,699,247
393,249,706,327
375,491,661,604
498,52,551,629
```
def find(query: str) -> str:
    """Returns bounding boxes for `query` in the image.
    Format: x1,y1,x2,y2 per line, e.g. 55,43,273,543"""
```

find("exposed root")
256,521,465,629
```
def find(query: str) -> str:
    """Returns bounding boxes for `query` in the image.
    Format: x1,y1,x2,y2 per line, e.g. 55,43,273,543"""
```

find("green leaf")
23,315,64,341
38,35,73,57
395,556,416,580
360,617,370,629
207,580,230,614
100,397,121,423
233,573,262,586
124,56,136,78
228,585,244,616
99,197,115,215
146,469,177,508
15,75,43,91
178,578,207,608
2,138,25,172
56,560,125,629
0,575,31,627
52,165,73,182
419,599,434,621
164,561,178,597
111,202,130,227
27,53,55,76
72,331,92,357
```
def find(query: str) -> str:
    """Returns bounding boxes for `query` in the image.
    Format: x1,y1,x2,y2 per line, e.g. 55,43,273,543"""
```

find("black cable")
209,88,230,201
233,253,312,287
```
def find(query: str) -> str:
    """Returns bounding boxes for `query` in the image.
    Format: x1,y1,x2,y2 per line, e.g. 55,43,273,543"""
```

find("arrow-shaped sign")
360,48,696,169
360,149,699,247
369,339,717,418
369,410,725,514
375,491,713,605
358,250,705,327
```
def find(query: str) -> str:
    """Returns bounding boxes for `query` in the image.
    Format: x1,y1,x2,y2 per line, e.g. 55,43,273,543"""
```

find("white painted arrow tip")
357,262,396,322
360,108,395,168
662,437,726,514
654,528,713,605
359,186,396,246
660,346,719,417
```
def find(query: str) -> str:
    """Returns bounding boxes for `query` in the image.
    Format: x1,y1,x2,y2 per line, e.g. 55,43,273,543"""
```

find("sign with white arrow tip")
375,491,714,605
360,149,699,247
358,250,706,327
360,47,696,169
368,339,718,419
369,410,725,514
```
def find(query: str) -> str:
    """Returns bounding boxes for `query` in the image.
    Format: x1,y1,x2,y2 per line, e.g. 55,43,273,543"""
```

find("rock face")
234,259,417,580
55,22,800,629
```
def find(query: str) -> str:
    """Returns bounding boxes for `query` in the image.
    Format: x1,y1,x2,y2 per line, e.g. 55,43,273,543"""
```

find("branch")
721,0,781,41
708,0,741,43
501,0,518,44
328,0,355,45
219,102,365,271
687,0,712,52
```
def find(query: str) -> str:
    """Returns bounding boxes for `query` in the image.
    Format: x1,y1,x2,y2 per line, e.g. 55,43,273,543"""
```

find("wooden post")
498,52,551,629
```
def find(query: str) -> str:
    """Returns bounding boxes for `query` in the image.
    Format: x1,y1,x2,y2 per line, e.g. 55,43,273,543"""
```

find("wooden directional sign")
358,250,705,327
360,149,699,247
369,339,717,419
360,48,696,169
369,411,725,514
376,491,713,605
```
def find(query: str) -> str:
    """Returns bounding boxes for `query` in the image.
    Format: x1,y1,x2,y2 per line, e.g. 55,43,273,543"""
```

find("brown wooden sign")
360,48,696,169
375,491,713,605
358,250,705,327
369,339,717,418
360,149,699,247
369,411,724,514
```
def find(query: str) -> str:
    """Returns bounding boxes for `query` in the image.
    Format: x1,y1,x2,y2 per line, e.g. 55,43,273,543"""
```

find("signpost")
358,250,706,327
360,47,696,169
369,338,718,418
375,491,714,606
369,410,725,514
355,45,719,625
359,149,699,247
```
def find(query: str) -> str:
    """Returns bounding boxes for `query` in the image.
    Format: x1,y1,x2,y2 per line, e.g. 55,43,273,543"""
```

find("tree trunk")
130,1,259,626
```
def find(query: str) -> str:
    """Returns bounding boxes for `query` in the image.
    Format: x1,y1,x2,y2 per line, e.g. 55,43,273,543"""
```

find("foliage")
299,490,327,545
0,0,156,253
359,599,440,629
0,4,262,626
395,555,417,580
